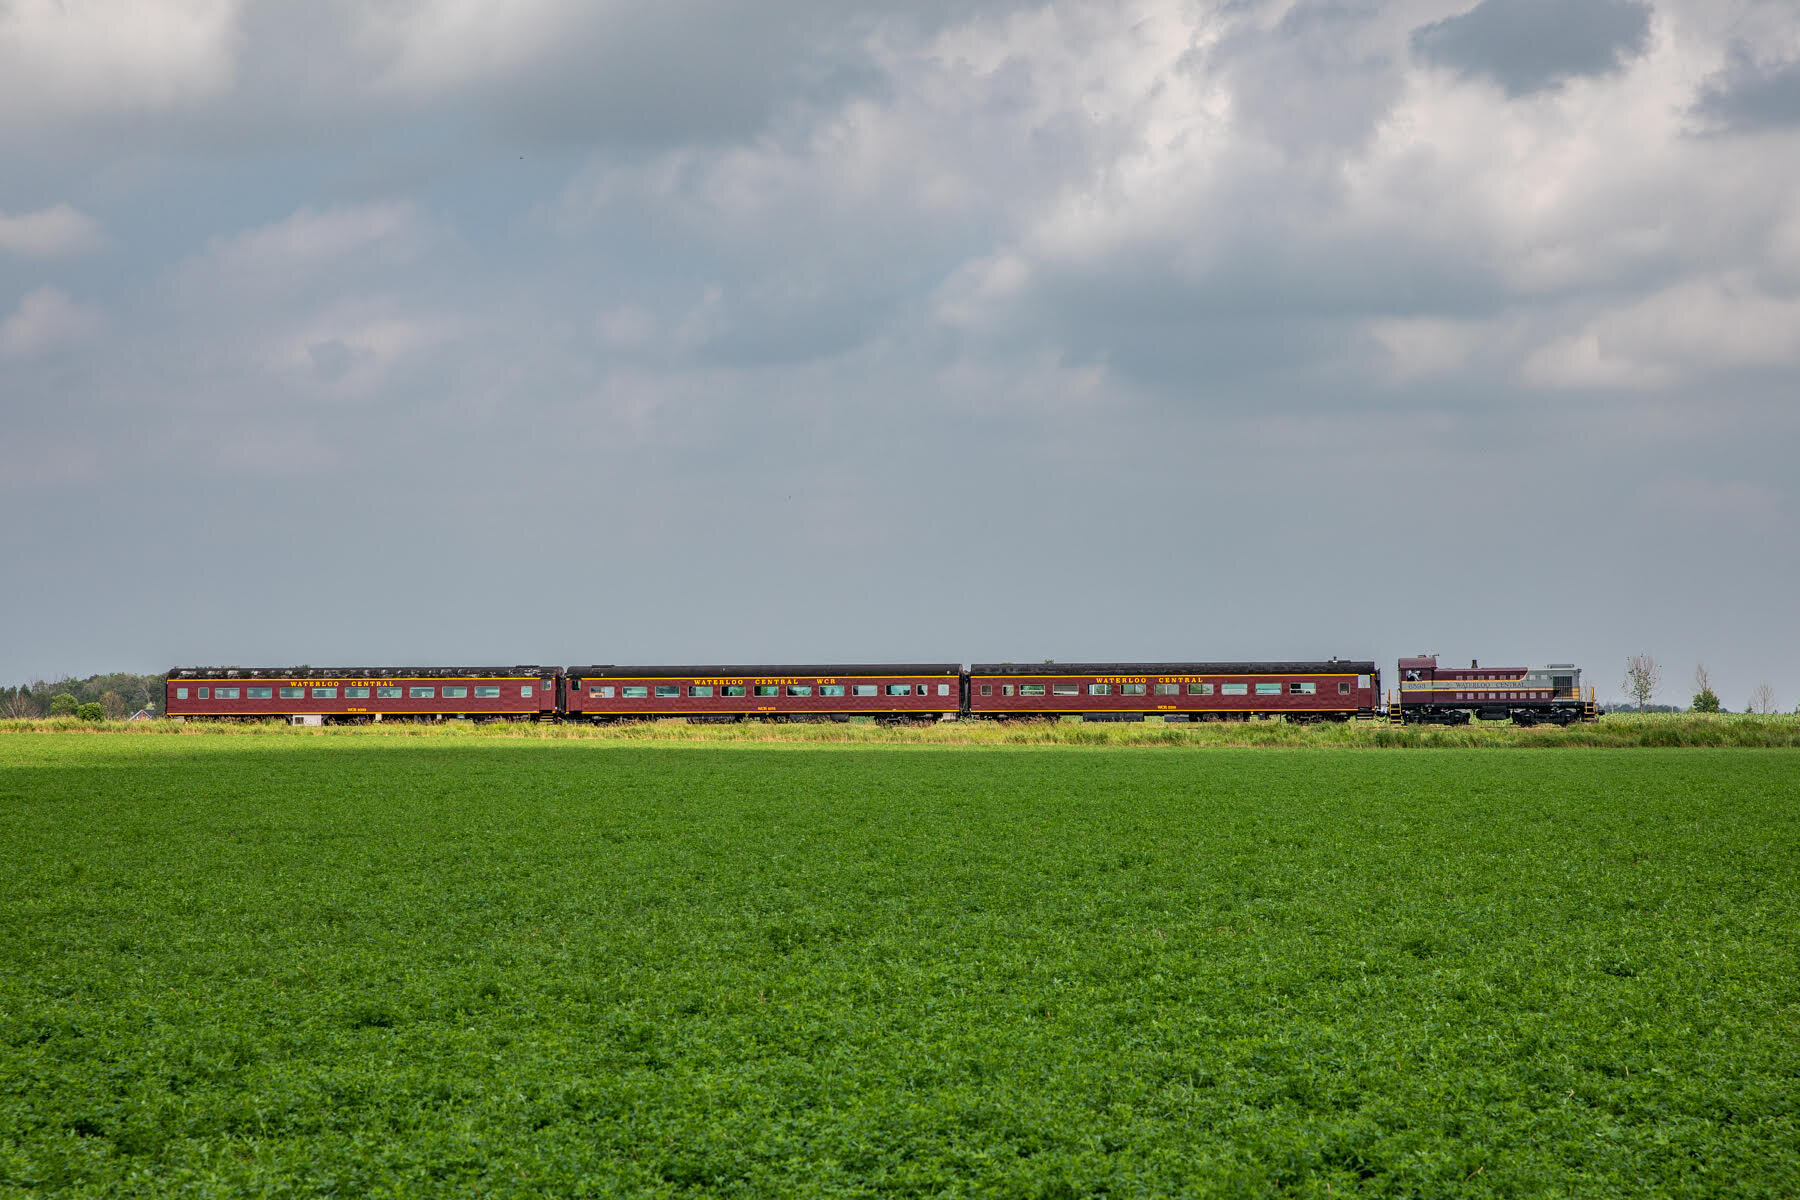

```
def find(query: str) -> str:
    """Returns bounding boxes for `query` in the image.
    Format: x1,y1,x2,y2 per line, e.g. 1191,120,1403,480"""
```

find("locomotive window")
1338,682,1350,695
1358,675,1370,688
786,685,813,697
820,685,846,697
345,686,370,698
1290,682,1316,695
1155,683,1178,695
409,687,433,698
689,685,714,698
655,685,681,698
1188,683,1212,695
853,684,878,696
1221,683,1248,695
590,686,614,698
938,683,951,696
722,685,747,697
622,686,649,698
249,687,273,699
281,687,304,699
474,686,501,698
980,684,993,696
198,686,210,698
1052,683,1078,696
886,684,911,696
1088,684,1111,696
1002,684,1015,696
1255,682,1281,695
175,687,188,699
754,685,780,697
215,687,239,699
314,687,338,698
1019,684,1046,696
442,686,468,698
376,686,402,698
1122,683,1146,696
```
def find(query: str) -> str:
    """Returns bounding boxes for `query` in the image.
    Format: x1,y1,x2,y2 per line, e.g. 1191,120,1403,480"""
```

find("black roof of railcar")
166,666,556,680
969,661,1378,676
567,664,963,677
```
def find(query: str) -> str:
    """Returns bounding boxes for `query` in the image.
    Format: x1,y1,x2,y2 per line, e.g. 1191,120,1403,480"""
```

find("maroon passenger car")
967,661,1381,721
164,666,559,724
565,665,963,722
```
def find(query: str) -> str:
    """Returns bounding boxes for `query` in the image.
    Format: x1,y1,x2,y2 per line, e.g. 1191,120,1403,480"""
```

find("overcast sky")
4,0,1797,709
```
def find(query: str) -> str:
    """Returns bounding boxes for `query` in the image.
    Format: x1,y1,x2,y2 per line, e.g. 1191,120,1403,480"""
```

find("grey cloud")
1410,0,1652,96
1210,2,1404,152
1693,48,1800,133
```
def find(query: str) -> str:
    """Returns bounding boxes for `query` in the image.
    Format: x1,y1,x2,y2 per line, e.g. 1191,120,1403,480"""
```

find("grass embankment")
2,737,1797,1196
4,711,1798,747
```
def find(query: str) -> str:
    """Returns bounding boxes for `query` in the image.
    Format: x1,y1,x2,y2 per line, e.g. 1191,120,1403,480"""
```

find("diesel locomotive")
1393,655,1595,725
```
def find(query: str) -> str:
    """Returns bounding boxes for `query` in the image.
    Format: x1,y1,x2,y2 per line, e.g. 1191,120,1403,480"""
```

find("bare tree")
0,691,38,719
100,691,127,720
1747,683,1776,715
1624,654,1662,713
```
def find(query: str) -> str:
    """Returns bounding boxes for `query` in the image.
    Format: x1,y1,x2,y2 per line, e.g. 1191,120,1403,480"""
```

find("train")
164,656,1596,726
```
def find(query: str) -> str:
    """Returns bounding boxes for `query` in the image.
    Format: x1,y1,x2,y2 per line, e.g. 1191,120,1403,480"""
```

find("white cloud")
186,203,430,294
0,204,105,257
0,0,239,128
353,0,575,96
264,297,456,397
1520,330,1674,389
1523,273,1800,387
0,287,102,358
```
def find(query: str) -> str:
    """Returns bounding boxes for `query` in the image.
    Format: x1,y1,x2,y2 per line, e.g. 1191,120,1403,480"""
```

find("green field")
2,736,1797,1197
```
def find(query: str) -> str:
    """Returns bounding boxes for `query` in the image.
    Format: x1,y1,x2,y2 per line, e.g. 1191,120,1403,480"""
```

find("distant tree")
49,692,79,717
1,690,38,718
75,702,105,721
1691,663,1720,713
1623,655,1662,713
100,691,126,720
1747,683,1777,715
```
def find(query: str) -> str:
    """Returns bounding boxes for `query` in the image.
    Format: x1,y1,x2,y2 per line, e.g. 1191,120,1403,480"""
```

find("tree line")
1621,657,1790,715
1,674,166,720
